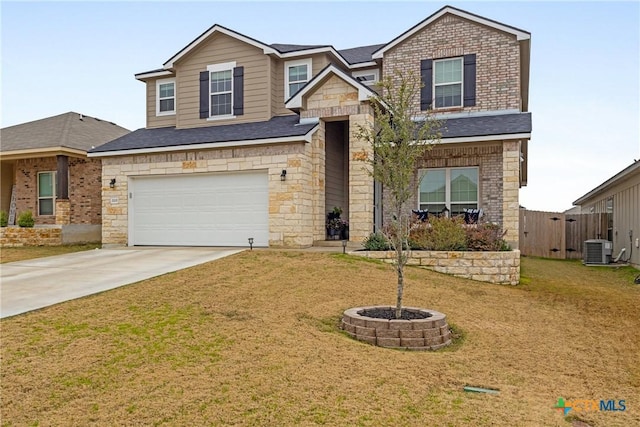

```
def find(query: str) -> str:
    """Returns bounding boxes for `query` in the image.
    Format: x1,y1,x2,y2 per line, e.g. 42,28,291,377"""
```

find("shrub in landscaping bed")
363,216,510,251
17,211,35,228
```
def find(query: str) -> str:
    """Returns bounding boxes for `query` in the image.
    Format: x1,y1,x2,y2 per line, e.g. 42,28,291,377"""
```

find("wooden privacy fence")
519,209,608,259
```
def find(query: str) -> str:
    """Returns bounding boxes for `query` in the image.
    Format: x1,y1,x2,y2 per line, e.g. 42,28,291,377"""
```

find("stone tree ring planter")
341,306,452,350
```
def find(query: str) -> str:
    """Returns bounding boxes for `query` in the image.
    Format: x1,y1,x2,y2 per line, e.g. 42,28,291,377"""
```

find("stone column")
312,120,326,242
502,140,521,249
348,107,375,243
55,199,71,225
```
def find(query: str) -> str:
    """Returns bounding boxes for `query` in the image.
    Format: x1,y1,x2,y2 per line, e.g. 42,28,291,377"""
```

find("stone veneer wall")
353,250,520,285
301,75,375,243
0,226,62,247
101,141,321,247
383,13,521,115
502,141,521,248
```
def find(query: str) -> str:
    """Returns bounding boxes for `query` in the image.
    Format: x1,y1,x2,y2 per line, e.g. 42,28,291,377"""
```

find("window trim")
37,171,56,216
433,57,464,109
418,166,479,214
155,78,176,116
285,58,312,100
207,61,236,121
352,69,380,86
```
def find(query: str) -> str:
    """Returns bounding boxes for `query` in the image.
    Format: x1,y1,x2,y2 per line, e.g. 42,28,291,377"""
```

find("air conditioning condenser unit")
584,239,613,265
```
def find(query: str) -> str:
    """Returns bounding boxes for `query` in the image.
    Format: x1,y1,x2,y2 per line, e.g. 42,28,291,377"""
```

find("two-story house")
90,5,531,248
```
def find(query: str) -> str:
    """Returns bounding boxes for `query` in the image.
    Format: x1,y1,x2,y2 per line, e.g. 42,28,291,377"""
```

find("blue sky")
2,1,639,212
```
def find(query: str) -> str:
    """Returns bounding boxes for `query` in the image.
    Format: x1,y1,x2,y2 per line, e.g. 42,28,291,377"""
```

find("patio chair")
463,208,483,224
412,209,429,222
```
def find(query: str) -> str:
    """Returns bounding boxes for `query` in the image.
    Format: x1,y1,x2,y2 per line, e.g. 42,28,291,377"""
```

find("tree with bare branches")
356,70,442,319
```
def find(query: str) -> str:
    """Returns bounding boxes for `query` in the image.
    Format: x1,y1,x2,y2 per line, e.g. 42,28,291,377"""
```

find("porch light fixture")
109,178,116,189
248,237,254,250
342,239,347,254
280,169,287,181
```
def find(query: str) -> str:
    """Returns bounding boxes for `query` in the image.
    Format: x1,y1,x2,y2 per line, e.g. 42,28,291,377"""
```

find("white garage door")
129,171,269,247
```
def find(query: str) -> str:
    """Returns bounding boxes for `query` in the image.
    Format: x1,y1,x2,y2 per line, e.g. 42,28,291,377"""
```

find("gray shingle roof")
337,44,386,64
1,112,130,153
270,43,329,53
440,113,532,138
90,115,317,153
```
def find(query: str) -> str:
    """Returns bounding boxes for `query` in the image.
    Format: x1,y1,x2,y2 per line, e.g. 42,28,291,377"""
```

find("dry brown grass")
1,251,638,426
0,243,100,264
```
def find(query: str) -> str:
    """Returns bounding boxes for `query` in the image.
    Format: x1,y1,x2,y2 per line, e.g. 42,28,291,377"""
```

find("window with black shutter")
199,63,244,119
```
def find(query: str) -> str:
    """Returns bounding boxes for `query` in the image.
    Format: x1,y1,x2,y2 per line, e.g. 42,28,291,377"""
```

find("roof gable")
164,24,277,69
285,65,376,110
161,25,353,72
372,5,530,59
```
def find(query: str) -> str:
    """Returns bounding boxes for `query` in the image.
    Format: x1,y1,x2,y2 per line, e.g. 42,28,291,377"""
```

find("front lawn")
1,252,638,426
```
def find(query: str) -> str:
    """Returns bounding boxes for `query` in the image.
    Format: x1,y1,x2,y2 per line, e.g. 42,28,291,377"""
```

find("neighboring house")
89,5,532,248
1,112,129,242
573,160,640,268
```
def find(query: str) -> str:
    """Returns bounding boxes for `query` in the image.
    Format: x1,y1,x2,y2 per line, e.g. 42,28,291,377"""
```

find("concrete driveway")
0,247,243,319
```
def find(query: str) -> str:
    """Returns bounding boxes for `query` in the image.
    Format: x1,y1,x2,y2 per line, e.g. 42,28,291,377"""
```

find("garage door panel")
130,171,268,246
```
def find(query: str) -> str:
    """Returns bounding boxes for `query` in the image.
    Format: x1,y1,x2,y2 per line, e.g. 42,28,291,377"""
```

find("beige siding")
271,57,288,116
271,53,334,117
173,32,270,129
145,78,177,129
383,13,521,115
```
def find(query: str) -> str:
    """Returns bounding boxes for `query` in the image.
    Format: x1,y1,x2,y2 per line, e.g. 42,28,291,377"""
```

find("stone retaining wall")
352,250,520,285
341,306,452,350
0,225,101,247
0,226,62,247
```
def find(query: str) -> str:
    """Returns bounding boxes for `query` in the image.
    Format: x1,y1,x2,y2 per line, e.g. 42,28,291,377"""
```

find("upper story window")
199,62,244,120
210,70,233,116
434,58,463,108
419,167,478,216
420,54,475,111
156,78,176,116
38,171,56,216
285,59,312,100
353,69,380,86
205,62,236,119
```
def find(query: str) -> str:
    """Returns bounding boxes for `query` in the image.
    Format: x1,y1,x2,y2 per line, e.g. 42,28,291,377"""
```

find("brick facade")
383,13,521,115
383,141,521,249
378,13,525,248
14,157,102,226
388,142,504,224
